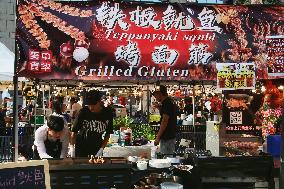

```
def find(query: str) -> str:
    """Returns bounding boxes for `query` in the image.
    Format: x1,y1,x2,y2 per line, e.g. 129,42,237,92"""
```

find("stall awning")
0,42,27,82
0,42,14,81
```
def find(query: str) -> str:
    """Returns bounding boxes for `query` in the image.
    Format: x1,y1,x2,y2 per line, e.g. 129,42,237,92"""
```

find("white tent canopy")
0,42,15,81
0,42,27,82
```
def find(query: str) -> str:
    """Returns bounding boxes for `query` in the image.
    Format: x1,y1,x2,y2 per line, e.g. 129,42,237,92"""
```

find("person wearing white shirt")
34,115,70,159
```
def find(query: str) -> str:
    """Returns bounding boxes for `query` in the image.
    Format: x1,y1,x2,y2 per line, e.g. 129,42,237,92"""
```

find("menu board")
0,160,50,189
222,92,260,135
266,35,284,77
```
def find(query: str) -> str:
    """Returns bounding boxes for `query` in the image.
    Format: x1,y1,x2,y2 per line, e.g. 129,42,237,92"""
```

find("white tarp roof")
0,42,27,81
0,42,15,81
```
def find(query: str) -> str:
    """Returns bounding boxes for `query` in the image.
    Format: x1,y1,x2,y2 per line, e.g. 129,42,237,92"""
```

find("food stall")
14,0,284,188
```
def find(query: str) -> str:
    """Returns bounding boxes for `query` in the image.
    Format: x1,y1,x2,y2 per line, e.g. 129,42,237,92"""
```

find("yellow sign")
216,63,255,90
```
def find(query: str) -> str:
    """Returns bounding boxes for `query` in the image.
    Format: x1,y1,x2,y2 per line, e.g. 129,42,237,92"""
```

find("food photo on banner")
265,35,284,77
15,1,284,81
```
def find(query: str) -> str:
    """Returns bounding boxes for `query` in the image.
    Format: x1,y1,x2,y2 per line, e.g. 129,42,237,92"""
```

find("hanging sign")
222,93,260,135
0,160,51,189
266,35,284,77
16,1,284,81
216,63,255,90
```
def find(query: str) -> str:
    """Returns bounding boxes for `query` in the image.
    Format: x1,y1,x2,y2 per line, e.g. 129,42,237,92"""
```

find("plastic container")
128,156,138,162
120,132,125,147
267,135,281,158
151,146,159,159
137,161,147,170
161,182,183,189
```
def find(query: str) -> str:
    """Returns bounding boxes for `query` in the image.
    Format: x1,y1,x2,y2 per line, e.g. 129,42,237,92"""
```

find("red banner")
16,1,284,81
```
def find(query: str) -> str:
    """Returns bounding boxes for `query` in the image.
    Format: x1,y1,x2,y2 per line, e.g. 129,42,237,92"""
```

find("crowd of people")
15,83,284,160
32,86,180,159
33,90,113,159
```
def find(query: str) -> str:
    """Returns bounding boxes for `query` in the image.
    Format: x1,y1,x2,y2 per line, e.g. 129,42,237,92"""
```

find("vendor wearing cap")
70,90,113,157
153,85,177,155
34,115,70,159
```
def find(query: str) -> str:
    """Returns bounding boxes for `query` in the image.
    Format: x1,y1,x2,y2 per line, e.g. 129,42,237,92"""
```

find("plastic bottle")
124,128,132,146
124,131,131,146
151,146,158,159
120,131,125,147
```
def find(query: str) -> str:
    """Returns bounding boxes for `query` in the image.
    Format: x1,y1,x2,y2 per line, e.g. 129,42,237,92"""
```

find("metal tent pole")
13,0,19,162
192,83,196,150
12,77,19,162
42,85,45,115
147,85,150,123
33,82,38,136
141,89,143,113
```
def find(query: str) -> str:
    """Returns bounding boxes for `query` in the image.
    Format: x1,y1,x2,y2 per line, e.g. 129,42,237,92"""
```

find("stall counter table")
197,155,275,189
48,159,132,189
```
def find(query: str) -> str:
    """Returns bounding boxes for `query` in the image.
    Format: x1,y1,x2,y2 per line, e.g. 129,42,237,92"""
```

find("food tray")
149,159,171,168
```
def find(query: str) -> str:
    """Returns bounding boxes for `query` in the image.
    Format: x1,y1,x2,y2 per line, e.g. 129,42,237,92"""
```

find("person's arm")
96,110,113,157
154,114,169,145
101,134,110,149
34,127,53,159
70,132,77,145
60,127,70,158
71,111,77,119
71,104,77,119
95,132,110,157
95,134,109,157
101,110,113,149
70,109,83,145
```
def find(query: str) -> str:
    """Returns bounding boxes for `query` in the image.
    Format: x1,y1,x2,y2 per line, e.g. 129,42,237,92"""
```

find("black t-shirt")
160,97,177,140
72,107,113,157
184,104,193,115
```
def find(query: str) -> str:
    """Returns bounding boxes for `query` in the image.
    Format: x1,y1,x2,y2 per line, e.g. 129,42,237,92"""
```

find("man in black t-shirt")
153,85,177,155
70,90,113,157
184,98,193,115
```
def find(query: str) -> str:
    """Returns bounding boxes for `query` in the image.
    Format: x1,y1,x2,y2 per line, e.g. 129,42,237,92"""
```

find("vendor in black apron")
34,115,69,159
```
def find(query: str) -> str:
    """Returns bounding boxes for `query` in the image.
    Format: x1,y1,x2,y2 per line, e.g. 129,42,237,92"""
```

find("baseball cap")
85,90,102,105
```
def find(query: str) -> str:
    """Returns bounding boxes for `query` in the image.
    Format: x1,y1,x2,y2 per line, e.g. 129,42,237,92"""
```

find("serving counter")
46,154,276,189
197,155,275,189
48,158,131,189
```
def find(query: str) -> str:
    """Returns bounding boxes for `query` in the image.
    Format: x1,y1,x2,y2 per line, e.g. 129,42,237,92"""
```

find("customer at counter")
184,97,193,116
34,115,70,159
153,85,177,155
70,90,113,157
52,99,71,123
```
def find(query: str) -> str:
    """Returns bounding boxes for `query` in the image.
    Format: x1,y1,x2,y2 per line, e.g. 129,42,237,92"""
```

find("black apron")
34,132,62,159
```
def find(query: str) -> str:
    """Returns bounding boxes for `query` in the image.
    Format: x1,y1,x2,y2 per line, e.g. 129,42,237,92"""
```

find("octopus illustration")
17,0,95,72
